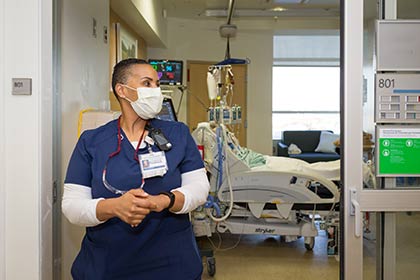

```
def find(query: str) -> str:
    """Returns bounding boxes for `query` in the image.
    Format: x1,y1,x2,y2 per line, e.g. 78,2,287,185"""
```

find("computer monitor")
149,59,183,86
156,98,177,122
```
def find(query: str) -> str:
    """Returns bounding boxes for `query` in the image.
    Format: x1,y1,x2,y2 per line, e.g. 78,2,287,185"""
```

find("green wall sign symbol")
379,134,420,175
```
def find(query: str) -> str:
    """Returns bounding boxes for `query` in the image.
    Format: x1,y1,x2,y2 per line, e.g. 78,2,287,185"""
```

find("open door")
342,1,420,279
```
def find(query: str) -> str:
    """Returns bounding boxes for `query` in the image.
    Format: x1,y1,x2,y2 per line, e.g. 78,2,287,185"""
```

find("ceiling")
162,0,340,20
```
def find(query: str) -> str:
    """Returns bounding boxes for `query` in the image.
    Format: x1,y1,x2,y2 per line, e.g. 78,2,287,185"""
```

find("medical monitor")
149,59,183,86
156,98,178,122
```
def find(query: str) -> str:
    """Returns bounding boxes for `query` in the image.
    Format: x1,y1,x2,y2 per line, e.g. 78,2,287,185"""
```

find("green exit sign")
377,127,420,176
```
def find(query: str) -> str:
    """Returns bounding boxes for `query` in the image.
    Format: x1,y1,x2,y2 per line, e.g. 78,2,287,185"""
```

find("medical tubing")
201,127,205,145
323,198,337,223
311,185,317,230
204,195,221,217
216,127,224,189
208,124,234,222
207,228,243,252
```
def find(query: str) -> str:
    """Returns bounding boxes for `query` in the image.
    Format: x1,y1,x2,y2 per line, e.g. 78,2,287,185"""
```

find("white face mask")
122,85,163,120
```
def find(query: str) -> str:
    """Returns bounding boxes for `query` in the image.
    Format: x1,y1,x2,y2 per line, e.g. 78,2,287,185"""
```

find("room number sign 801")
377,78,395,89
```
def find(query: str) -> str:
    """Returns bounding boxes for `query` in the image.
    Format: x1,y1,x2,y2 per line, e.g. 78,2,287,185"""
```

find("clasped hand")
114,189,169,227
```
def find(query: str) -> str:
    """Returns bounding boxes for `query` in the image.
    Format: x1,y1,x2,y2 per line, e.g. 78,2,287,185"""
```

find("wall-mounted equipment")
374,20,420,178
149,59,183,86
376,20,420,71
155,98,178,122
375,73,420,123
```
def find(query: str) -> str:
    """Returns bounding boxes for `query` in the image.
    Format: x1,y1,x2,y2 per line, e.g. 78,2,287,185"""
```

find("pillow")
315,131,340,154
288,143,302,155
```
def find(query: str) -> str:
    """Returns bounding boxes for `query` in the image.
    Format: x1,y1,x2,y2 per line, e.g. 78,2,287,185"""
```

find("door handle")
350,188,361,238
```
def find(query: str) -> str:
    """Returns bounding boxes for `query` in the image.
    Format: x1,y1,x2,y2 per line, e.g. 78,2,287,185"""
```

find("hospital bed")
191,122,374,250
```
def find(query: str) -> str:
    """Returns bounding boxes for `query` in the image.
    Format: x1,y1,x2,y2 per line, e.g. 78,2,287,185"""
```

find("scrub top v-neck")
65,118,204,280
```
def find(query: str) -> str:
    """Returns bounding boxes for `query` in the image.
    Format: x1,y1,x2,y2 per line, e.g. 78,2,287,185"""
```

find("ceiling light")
273,0,301,3
203,8,339,18
204,9,286,17
270,7,287,12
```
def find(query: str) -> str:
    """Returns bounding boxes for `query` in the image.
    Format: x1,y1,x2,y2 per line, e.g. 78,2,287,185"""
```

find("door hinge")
53,180,58,203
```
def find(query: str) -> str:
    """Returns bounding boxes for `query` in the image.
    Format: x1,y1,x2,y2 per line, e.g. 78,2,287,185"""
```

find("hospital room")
1,0,420,279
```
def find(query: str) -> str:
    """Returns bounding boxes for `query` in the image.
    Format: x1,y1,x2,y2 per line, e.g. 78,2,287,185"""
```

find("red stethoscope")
102,117,147,195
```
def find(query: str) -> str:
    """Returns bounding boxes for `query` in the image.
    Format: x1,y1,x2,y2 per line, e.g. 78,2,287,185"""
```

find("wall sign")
12,78,32,95
376,126,420,177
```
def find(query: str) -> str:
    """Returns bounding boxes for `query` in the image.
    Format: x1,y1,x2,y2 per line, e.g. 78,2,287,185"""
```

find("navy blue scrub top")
65,119,204,280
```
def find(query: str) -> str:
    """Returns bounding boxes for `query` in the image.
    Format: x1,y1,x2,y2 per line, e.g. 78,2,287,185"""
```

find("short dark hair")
111,58,149,98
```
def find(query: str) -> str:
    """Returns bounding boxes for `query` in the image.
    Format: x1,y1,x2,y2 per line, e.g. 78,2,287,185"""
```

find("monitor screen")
149,60,183,86
156,98,178,122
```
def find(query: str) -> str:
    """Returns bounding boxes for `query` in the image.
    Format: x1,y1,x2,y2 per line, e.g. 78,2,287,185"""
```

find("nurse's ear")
115,83,127,100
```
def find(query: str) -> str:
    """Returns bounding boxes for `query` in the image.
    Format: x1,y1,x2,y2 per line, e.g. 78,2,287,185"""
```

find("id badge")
139,151,168,178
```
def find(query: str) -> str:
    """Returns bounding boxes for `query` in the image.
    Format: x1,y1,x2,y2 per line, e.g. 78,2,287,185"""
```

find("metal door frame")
0,0,5,277
52,0,62,278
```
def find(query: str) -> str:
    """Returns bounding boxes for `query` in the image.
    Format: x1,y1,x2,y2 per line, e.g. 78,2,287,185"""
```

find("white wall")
0,0,53,279
60,0,109,279
148,17,339,155
0,0,5,278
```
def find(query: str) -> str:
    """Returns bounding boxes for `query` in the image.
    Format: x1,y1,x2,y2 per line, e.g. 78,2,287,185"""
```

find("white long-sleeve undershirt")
61,184,105,227
172,168,209,214
62,168,210,227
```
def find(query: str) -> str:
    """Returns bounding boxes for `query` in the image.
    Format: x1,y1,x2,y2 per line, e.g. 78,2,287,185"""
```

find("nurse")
62,58,210,279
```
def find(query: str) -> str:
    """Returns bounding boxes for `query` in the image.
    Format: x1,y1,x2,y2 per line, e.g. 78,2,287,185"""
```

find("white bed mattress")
253,156,341,181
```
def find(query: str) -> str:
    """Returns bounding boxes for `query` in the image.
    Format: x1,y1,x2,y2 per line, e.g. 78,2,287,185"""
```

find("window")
272,34,340,139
